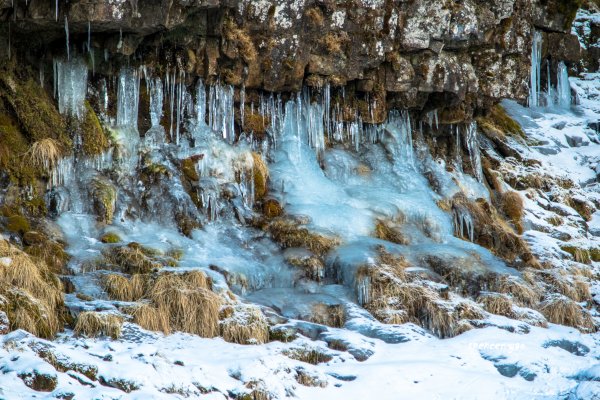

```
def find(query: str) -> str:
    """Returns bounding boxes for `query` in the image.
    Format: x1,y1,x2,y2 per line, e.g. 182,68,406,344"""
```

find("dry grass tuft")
0,240,64,338
27,138,62,173
128,303,170,334
539,294,595,331
309,303,345,328
220,303,269,344
478,292,514,318
104,244,162,274
146,272,221,337
103,274,145,302
451,193,536,266
268,218,340,255
74,312,123,339
374,219,409,245
495,276,540,307
501,191,524,224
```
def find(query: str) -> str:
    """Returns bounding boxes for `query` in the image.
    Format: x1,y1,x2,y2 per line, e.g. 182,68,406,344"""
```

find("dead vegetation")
478,292,514,318
451,193,538,267
267,218,340,256
103,243,163,274
0,240,64,338
102,273,146,302
26,138,62,174
539,294,595,331
74,311,123,339
374,219,410,245
220,303,269,344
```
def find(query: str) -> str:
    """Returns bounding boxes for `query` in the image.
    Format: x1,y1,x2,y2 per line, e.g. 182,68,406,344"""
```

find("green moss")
100,232,121,244
478,105,525,139
91,178,117,224
6,215,30,234
0,74,70,151
181,158,199,181
589,248,600,262
80,102,109,156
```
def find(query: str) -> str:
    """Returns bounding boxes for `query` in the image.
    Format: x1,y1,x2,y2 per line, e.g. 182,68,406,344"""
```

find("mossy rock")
79,102,109,156
181,157,200,181
0,74,70,150
477,105,524,140
263,198,282,218
18,371,58,392
251,152,269,201
100,232,121,244
6,215,30,234
91,178,117,224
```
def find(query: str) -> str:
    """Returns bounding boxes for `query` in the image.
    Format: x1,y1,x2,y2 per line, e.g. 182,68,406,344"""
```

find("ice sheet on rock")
54,57,88,119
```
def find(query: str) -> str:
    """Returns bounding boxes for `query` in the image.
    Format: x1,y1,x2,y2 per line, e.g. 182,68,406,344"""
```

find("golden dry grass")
478,292,514,318
501,191,524,223
451,193,536,266
146,272,221,337
495,276,540,307
128,303,170,334
539,294,595,331
374,219,409,245
74,312,123,339
309,303,345,328
268,218,340,255
104,245,161,274
103,274,145,302
0,240,63,338
26,138,61,173
220,303,269,344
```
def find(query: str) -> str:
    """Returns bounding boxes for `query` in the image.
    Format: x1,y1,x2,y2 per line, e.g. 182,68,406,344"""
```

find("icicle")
528,31,542,107
55,58,88,119
557,61,571,109
465,121,483,182
116,68,140,130
87,21,91,53
240,85,245,130
196,79,206,126
148,77,163,128
546,63,555,108
55,0,58,21
324,83,330,138
208,83,235,143
65,16,70,60
454,125,463,172
39,62,44,88
454,207,474,242
387,110,414,168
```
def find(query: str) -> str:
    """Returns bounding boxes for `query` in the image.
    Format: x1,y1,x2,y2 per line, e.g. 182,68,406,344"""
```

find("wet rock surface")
0,0,584,120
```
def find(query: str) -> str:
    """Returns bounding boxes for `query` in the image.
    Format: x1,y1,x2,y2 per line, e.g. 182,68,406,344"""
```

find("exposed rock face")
0,0,583,121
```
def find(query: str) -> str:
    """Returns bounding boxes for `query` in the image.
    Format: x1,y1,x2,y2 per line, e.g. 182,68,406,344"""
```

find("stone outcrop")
0,0,584,121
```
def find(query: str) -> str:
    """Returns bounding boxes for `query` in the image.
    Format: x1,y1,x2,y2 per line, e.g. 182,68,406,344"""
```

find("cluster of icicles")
529,31,573,109
48,56,487,228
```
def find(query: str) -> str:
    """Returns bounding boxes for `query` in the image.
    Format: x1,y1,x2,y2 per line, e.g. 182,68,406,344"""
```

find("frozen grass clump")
220,303,269,345
74,311,123,339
